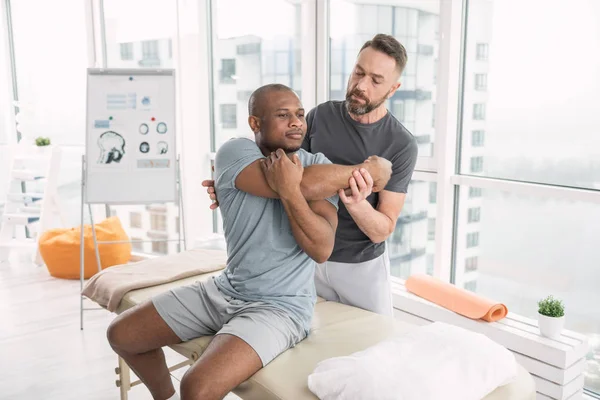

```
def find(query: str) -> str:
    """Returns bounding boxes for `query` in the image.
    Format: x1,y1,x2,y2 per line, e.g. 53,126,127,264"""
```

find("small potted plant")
538,295,565,339
35,136,51,146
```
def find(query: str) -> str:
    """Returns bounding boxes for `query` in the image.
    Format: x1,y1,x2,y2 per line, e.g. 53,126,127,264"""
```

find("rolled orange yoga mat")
405,274,508,322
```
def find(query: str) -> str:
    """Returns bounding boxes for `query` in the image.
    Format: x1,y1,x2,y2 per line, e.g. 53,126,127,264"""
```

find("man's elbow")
312,240,334,264
370,235,388,244
370,223,396,244
299,180,317,200
312,249,332,264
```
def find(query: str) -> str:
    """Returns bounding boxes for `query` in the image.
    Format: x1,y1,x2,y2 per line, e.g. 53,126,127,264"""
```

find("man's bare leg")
107,301,182,399
180,333,263,400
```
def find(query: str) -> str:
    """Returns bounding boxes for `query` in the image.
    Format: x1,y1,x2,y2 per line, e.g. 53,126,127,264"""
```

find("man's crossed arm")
202,153,393,209
261,150,338,263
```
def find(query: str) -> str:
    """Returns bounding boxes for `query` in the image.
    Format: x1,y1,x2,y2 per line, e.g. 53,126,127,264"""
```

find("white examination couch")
112,270,536,400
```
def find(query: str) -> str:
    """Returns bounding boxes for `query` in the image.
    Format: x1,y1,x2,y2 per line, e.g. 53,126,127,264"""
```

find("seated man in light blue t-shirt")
105,84,392,400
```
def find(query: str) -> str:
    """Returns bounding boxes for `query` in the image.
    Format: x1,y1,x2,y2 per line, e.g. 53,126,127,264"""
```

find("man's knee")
106,316,130,353
180,368,217,400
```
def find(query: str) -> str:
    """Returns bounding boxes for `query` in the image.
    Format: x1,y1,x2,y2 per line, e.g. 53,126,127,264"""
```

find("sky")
484,0,600,162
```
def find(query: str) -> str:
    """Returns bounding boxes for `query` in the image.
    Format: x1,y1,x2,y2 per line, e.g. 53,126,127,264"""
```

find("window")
220,104,237,129
392,99,415,133
140,40,160,66
428,218,436,240
150,213,167,232
473,103,486,120
103,1,176,69
152,241,169,255
175,216,180,234
220,59,236,84
466,232,479,248
131,237,144,252
429,182,437,204
464,280,477,292
237,42,261,55
142,40,159,59
456,186,600,391
469,187,482,198
470,157,483,173
387,180,436,279
211,0,302,150
465,256,478,272
468,207,481,223
476,43,488,61
461,2,600,190
120,43,133,60
474,73,487,90
472,130,485,147
392,100,405,122
329,0,441,157
426,254,434,276
130,212,142,229
7,0,89,226
98,2,178,244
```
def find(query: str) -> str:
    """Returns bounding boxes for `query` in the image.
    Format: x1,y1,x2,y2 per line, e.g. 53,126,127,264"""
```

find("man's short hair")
360,34,408,74
248,83,293,117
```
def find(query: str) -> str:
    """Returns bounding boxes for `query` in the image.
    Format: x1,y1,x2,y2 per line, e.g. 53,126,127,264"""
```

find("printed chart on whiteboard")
85,69,177,204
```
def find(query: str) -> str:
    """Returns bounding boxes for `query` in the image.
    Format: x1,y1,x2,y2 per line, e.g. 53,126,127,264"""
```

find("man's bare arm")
300,157,391,199
280,189,338,263
345,190,406,243
231,155,391,200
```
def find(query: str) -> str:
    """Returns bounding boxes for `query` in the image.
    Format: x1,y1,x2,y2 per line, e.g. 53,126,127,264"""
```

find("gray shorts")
151,277,306,366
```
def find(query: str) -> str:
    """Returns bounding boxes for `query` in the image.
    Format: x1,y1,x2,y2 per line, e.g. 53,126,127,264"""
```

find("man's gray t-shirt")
213,137,339,332
302,100,418,264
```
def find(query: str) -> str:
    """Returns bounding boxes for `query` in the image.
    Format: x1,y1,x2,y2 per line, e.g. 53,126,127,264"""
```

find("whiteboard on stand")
85,69,177,204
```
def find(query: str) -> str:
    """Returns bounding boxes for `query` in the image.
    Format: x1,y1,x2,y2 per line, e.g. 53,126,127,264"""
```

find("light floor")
0,250,239,400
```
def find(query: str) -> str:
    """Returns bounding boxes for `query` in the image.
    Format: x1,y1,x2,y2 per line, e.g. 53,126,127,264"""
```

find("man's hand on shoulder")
363,156,392,192
260,149,303,199
201,179,219,210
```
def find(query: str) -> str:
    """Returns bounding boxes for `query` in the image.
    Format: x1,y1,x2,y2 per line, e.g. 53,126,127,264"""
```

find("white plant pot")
538,313,565,339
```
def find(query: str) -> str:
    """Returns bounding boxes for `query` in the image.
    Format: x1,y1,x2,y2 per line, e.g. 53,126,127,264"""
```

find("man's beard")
345,87,390,116
264,141,301,154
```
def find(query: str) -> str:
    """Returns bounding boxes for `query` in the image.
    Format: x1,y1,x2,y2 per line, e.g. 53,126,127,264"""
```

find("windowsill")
391,281,590,399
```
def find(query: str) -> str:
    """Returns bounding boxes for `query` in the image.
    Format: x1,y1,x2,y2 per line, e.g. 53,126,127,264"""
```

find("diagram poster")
85,69,177,204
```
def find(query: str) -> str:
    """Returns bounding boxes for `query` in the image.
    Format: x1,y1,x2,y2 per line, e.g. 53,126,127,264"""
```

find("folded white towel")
308,321,517,400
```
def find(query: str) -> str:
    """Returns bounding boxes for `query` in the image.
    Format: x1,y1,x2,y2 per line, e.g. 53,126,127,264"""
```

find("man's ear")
387,82,402,99
248,115,261,133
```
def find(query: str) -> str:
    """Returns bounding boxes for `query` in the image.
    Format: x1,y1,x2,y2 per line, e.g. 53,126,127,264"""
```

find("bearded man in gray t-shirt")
301,34,418,316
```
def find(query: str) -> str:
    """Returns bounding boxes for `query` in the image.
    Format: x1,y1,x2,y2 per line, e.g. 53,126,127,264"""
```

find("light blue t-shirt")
213,138,339,331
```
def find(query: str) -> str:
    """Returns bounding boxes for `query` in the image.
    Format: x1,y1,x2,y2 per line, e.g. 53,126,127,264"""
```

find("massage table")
111,270,537,400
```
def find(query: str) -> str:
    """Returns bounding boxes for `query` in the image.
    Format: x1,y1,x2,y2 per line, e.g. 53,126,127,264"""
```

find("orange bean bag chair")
39,216,132,279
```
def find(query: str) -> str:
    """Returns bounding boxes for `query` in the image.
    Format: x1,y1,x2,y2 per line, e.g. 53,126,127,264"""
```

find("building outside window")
466,232,479,248
150,213,167,232
130,212,142,228
220,104,237,129
120,43,133,60
472,130,485,147
470,157,484,173
473,103,486,120
220,59,236,83
476,43,488,60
